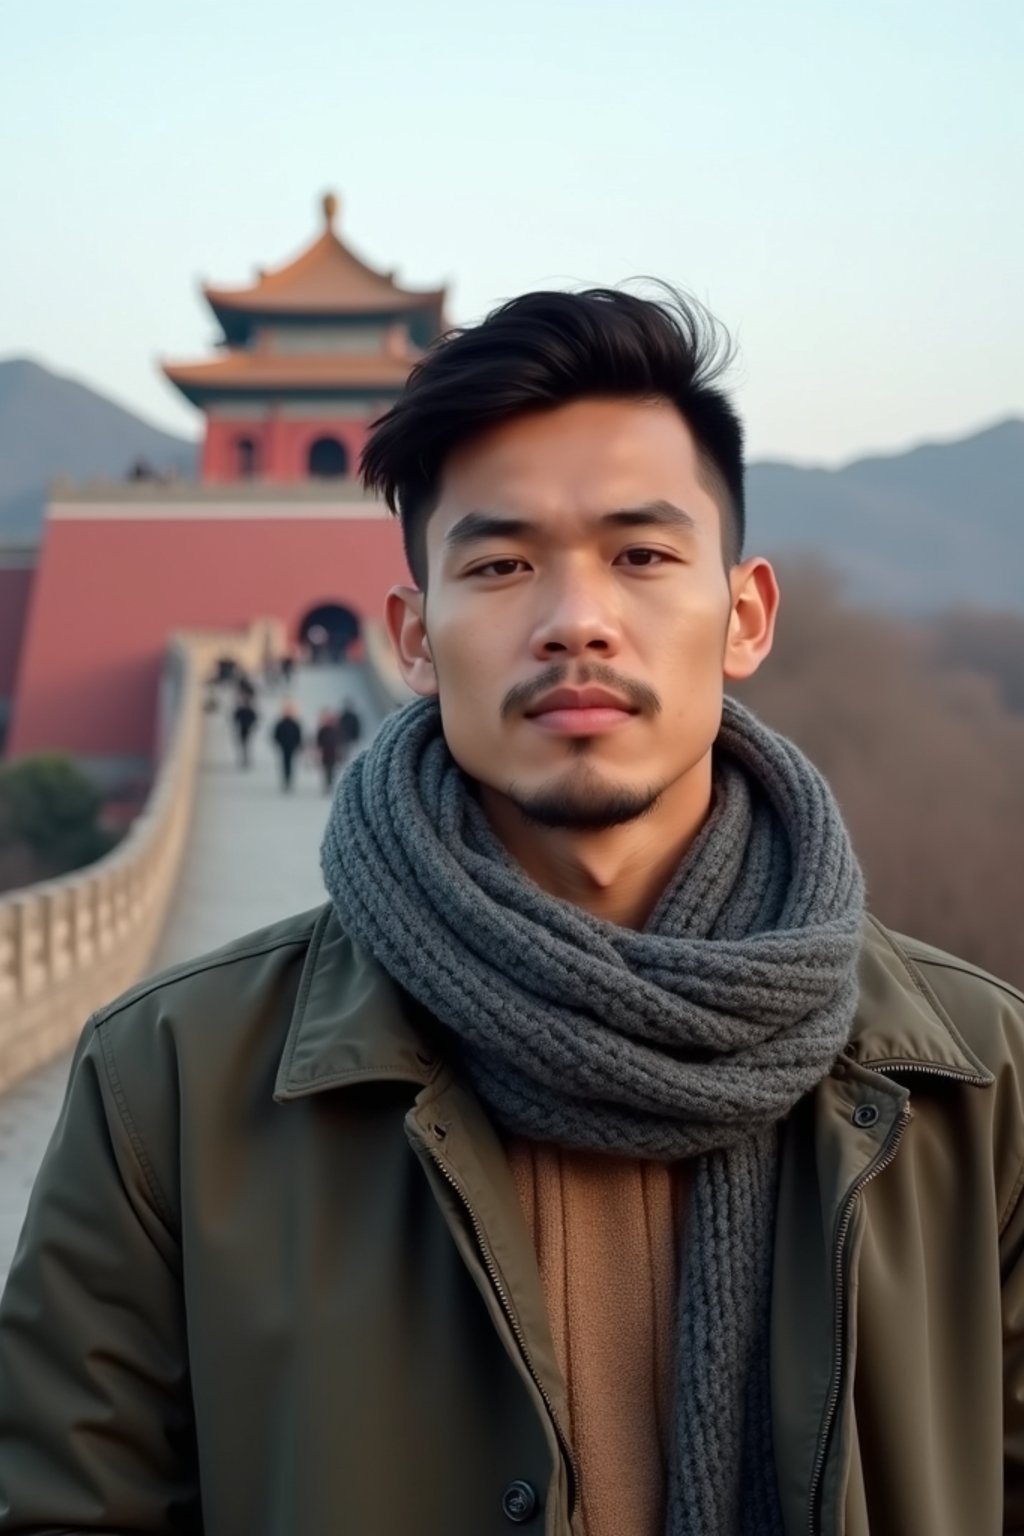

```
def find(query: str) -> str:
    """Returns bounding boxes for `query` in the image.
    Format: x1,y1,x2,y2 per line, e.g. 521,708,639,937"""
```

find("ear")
385,586,438,697
723,557,780,682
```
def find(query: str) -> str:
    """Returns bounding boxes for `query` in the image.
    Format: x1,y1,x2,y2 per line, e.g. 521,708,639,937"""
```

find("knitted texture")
321,694,865,1535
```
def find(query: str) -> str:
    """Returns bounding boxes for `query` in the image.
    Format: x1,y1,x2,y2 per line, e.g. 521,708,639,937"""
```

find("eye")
470,558,528,578
616,547,669,567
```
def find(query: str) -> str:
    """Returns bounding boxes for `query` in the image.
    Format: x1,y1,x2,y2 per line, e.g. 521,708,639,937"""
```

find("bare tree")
734,560,1024,987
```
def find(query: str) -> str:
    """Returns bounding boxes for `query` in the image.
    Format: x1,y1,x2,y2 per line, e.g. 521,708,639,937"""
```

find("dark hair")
361,285,744,585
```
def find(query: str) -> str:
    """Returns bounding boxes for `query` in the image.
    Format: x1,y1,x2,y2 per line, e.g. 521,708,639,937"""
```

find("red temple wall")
8,515,409,763
0,567,35,701
201,415,375,483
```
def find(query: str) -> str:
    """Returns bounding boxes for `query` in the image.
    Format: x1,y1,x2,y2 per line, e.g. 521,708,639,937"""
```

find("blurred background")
0,0,1022,1268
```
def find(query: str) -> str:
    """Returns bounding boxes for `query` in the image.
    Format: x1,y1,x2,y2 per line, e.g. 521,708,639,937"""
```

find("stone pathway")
0,663,384,1283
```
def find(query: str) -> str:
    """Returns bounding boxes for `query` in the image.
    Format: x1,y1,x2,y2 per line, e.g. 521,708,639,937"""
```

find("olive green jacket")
2,903,1024,1535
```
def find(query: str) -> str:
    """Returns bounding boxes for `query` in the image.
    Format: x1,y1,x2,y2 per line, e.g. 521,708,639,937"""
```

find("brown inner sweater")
505,1139,687,1536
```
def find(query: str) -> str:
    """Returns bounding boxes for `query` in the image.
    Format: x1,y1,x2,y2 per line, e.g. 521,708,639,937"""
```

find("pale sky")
1,0,1021,463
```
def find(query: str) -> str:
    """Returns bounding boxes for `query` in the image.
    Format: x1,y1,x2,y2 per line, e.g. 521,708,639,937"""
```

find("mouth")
524,687,640,737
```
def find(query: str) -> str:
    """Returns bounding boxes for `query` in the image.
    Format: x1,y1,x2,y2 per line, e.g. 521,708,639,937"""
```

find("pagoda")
7,195,447,780
162,193,447,484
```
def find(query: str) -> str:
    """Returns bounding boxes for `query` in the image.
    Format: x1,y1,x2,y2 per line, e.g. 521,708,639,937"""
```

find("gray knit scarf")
320,694,865,1535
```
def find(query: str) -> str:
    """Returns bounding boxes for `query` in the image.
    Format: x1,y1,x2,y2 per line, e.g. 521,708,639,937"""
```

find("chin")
508,769,663,832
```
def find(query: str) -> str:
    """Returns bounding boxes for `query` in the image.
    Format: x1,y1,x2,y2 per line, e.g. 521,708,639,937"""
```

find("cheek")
429,610,505,698
427,612,509,768
643,583,731,667
645,593,730,740
436,685,507,786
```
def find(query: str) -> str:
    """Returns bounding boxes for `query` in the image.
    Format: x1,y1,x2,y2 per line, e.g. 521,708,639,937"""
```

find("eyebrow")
443,500,699,551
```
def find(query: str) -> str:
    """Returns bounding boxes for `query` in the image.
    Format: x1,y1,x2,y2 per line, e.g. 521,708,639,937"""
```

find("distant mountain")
2,356,1020,614
0,359,197,541
747,419,1024,612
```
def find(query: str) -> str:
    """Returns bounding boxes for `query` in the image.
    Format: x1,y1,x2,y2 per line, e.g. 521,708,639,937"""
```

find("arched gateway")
299,602,361,663
307,437,348,478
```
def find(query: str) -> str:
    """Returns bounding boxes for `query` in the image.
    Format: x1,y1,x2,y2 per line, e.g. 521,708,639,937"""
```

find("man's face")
388,397,775,831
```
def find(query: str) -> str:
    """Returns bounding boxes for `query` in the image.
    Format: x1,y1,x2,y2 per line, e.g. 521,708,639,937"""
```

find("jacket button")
501,1479,538,1522
853,1103,880,1128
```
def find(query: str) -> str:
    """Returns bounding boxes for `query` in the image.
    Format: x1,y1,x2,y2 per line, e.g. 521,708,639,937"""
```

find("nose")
530,571,621,660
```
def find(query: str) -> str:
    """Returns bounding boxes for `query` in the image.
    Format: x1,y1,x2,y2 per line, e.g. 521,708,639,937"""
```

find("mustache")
500,663,662,720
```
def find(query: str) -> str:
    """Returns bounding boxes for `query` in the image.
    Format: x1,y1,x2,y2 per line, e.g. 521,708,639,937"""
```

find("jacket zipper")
867,1062,989,1084
806,1099,910,1535
807,1060,982,1536
424,1142,580,1516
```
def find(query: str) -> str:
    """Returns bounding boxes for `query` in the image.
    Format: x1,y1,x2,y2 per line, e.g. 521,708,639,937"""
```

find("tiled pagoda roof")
202,193,446,322
161,350,417,405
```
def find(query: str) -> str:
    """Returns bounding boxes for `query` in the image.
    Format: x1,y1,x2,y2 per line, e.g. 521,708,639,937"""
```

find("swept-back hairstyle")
361,285,744,586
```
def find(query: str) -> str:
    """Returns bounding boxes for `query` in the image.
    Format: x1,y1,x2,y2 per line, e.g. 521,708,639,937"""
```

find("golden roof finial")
321,191,339,230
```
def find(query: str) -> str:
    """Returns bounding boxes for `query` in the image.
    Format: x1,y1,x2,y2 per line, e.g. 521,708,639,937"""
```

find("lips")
524,687,637,718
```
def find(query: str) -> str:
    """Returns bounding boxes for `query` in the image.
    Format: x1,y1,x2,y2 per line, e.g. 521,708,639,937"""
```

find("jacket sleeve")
0,1020,200,1533
1003,1143,1024,1531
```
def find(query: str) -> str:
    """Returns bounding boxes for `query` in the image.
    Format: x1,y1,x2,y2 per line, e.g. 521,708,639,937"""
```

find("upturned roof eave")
160,363,416,386
160,361,409,409
198,221,446,319
202,290,446,326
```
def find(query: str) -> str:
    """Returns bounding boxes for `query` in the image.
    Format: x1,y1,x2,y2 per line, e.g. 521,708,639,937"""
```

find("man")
230,690,258,768
313,706,341,793
1,289,1023,1536
336,695,362,761
270,699,303,791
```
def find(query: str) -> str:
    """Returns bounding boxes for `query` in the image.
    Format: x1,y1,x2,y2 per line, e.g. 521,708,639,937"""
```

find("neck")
479,756,714,930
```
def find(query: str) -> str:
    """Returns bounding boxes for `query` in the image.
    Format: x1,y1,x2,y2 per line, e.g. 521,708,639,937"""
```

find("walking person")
271,701,303,792
336,698,362,765
313,708,341,793
236,673,257,705
5,287,1024,1536
231,695,258,768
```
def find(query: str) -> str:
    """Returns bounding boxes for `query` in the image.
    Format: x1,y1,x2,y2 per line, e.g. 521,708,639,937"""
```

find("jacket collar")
274,904,991,1101
274,905,436,1101
846,917,991,1081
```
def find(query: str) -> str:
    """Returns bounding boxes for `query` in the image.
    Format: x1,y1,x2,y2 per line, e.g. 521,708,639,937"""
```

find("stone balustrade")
0,619,283,1094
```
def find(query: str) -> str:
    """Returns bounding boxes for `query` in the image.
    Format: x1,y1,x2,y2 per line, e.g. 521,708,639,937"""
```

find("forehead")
430,398,719,537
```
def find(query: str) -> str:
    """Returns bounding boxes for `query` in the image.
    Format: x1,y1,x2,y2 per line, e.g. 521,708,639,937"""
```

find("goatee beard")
508,762,663,832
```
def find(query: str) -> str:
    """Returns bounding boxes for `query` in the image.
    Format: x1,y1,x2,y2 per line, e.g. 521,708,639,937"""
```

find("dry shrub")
733,560,1024,988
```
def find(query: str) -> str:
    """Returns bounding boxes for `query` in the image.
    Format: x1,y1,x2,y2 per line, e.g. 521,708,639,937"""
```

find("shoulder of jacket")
886,925,1024,1011
90,903,327,1036
76,906,334,1224
872,918,1024,1072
